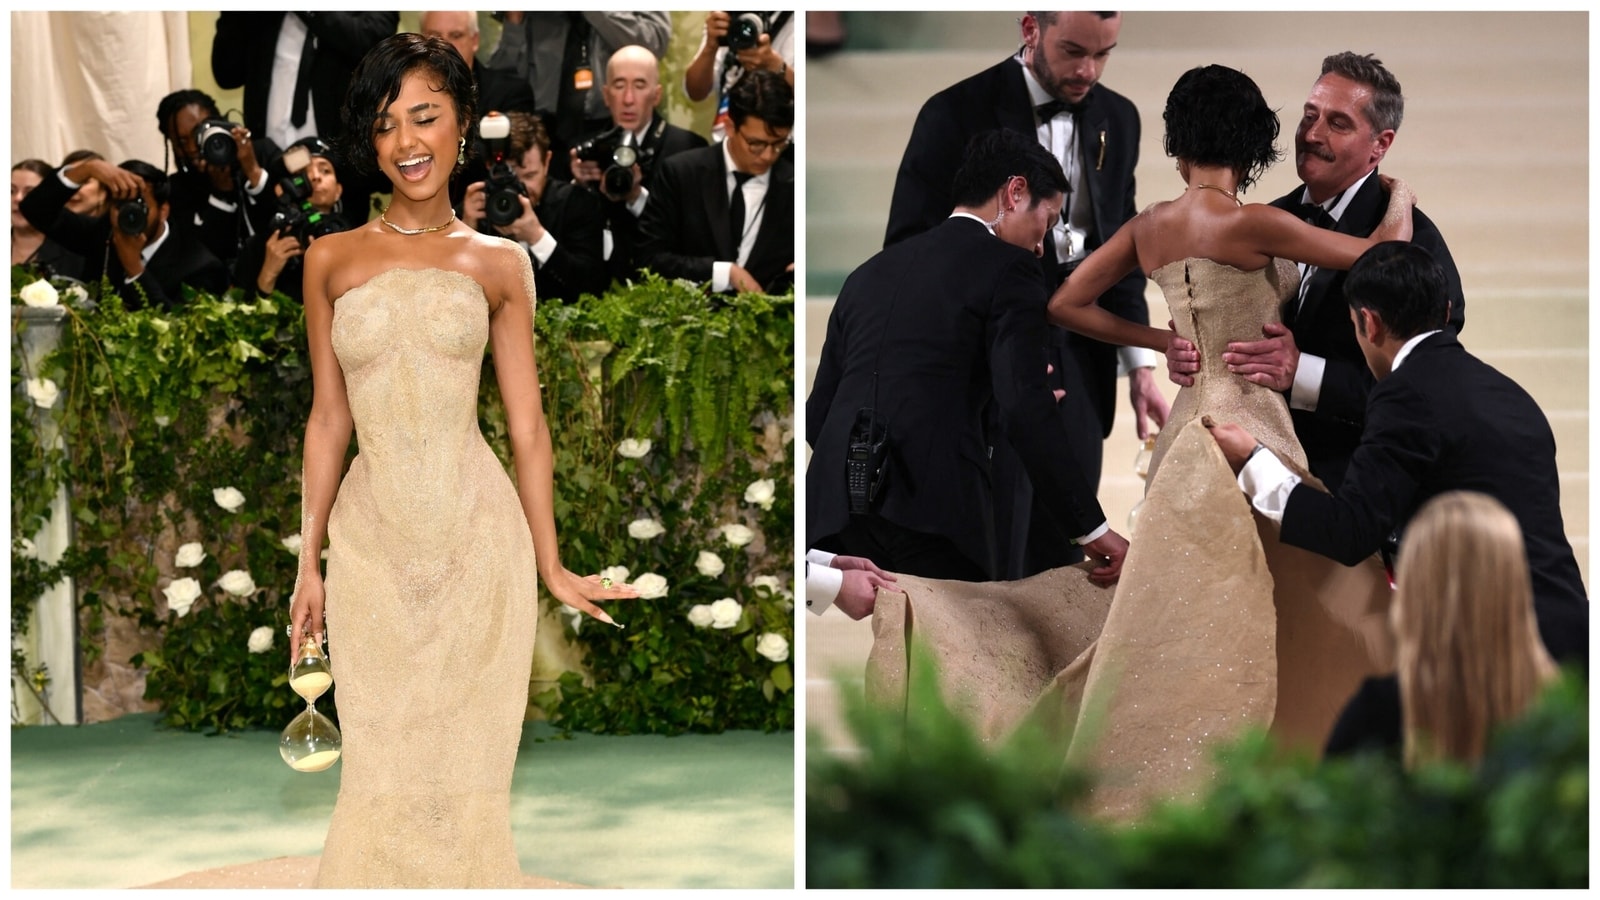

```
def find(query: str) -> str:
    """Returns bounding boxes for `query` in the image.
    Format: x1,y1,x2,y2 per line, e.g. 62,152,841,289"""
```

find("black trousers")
815,515,988,582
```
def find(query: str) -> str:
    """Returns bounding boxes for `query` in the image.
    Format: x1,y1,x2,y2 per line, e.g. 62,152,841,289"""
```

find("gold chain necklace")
379,209,456,235
1191,183,1241,206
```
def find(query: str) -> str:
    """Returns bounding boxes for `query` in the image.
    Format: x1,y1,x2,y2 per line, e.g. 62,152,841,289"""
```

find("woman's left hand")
545,567,639,627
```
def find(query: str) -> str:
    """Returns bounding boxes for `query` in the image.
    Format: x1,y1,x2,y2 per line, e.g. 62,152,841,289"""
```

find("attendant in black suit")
1174,52,1465,492
462,112,608,304
807,130,1128,583
883,12,1166,579
637,69,792,295
568,45,709,284
1210,243,1587,671
19,157,228,310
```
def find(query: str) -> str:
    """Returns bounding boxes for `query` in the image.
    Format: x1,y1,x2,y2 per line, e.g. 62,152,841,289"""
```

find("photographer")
569,45,707,282
462,111,608,303
233,137,350,302
157,89,283,268
684,11,794,142
19,156,229,310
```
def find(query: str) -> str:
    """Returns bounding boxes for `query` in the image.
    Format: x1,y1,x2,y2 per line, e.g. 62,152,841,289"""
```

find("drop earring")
457,136,466,169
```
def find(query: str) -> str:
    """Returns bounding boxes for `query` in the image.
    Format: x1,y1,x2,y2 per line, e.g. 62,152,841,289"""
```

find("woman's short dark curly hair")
1163,65,1282,194
339,33,478,177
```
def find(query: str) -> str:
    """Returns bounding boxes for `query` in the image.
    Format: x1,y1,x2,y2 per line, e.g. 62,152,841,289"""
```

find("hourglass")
1128,435,1158,532
279,633,342,772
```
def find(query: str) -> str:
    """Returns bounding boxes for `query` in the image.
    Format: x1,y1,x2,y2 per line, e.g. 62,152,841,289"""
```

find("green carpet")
11,714,793,889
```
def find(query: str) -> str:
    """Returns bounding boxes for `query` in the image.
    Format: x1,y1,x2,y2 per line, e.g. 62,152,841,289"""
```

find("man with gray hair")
1169,51,1465,492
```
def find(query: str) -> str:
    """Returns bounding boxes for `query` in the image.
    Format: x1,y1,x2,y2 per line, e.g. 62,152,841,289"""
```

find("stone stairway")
801,11,1589,757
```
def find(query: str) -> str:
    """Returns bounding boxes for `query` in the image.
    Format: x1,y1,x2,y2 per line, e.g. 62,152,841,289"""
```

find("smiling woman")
285,32,639,888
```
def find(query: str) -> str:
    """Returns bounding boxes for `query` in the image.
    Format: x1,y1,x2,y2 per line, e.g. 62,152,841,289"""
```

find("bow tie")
1296,201,1336,230
1035,98,1085,121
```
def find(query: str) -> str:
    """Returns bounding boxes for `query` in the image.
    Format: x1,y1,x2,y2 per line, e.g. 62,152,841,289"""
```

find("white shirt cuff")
245,167,268,195
806,561,843,616
1237,449,1300,524
626,186,649,218
711,260,733,293
59,168,84,189
805,547,836,567
208,193,239,214
1074,521,1110,546
524,231,558,266
1289,352,1327,411
1117,346,1160,377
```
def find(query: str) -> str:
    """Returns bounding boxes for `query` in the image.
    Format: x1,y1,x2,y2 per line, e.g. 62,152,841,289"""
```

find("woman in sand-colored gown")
866,65,1417,818
286,34,635,887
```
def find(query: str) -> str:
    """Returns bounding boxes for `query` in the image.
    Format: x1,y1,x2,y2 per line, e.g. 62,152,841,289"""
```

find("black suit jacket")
1269,172,1465,489
636,144,794,294
20,169,228,310
884,57,1145,436
806,217,1106,578
1280,332,1587,663
167,137,283,269
211,12,397,143
591,118,709,283
526,179,608,303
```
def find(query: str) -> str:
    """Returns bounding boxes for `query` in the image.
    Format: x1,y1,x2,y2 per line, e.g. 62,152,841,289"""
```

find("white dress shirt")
1288,169,1376,413
709,138,769,292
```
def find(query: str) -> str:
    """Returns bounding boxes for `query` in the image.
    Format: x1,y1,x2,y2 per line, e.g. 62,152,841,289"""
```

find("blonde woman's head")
1391,491,1557,767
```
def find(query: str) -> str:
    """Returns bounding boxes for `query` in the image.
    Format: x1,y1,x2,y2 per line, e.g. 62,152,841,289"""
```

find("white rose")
755,632,790,663
25,377,59,409
153,415,171,428
19,279,59,308
63,284,88,305
16,538,38,559
617,438,652,459
217,569,256,597
212,486,245,512
247,626,274,654
751,575,785,595
628,518,666,540
686,604,715,628
282,533,304,554
556,603,583,633
174,542,206,568
709,597,742,629
599,565,630,585
720,523,755,548
743,478,777,510
694,551,725,578
163,577,202,617
632,572,669,599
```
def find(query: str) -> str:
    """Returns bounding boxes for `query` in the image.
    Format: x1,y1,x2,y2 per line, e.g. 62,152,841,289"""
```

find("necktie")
290,22,316,128
1296,201,1336,230
729,171,754,253
1035,99,1085,121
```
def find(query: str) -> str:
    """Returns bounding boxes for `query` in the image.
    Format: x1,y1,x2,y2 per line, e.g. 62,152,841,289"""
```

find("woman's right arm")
289,235,353,661
1244,177,1416,271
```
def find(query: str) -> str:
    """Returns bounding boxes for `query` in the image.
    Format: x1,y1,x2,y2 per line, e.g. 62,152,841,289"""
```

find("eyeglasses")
736,129,791,155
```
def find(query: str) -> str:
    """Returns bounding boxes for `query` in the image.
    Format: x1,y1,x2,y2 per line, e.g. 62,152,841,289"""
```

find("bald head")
420,11,479,65
603,45,663,132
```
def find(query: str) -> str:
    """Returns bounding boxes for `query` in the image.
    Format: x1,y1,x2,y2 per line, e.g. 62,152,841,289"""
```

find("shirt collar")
1016,55,1055,109
1298,168,1375,223
1392,329,1443,372
948,210,995,234
141,220,171,265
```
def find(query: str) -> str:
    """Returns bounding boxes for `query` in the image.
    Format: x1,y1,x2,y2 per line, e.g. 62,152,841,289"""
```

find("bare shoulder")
459,231,533,315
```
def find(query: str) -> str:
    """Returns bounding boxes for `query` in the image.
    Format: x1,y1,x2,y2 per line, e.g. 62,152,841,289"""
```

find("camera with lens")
116,195,149,236
476,112,527,228
573,126,654,199
718,12,769,51
193,117,244,168
269,145,345,247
